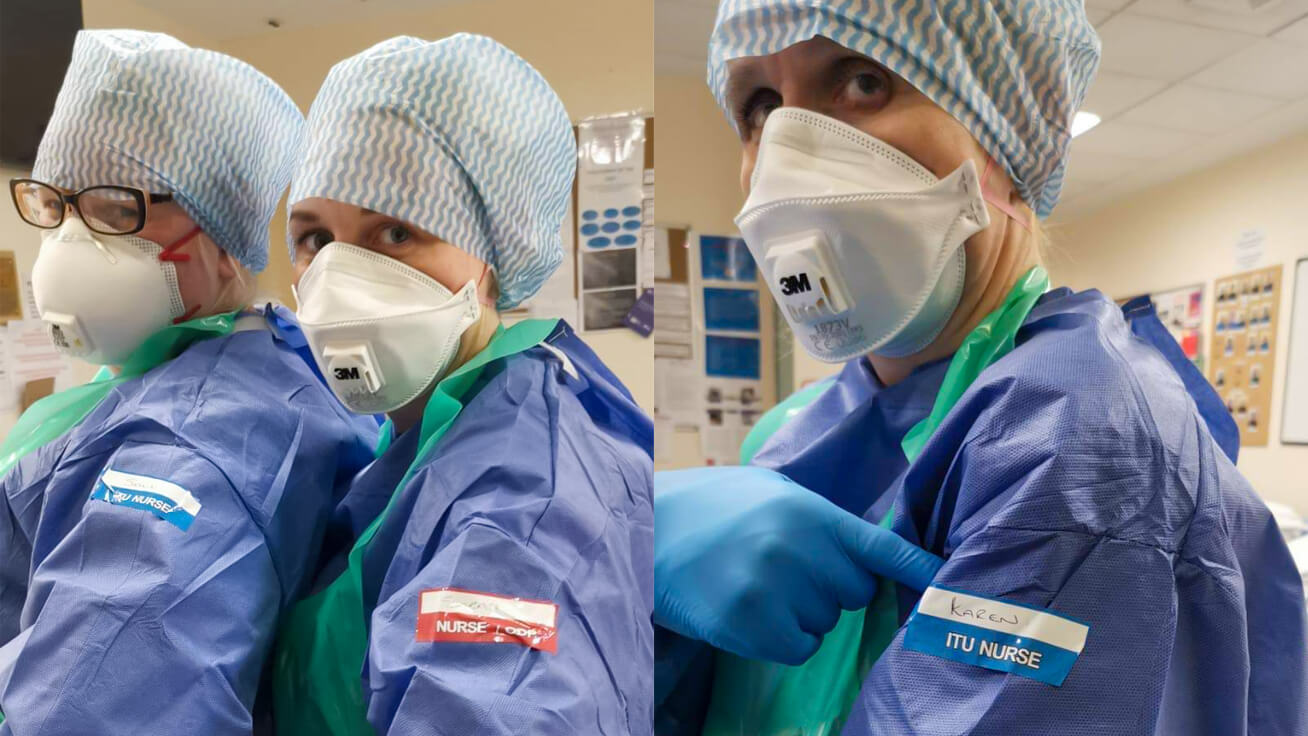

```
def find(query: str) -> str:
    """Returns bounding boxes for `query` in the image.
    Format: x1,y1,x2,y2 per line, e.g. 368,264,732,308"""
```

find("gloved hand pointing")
654,465,943,665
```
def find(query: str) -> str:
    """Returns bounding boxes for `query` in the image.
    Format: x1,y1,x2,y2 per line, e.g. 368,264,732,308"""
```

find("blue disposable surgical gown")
313,321,653,735
0,307,378,734
661,288,1307,735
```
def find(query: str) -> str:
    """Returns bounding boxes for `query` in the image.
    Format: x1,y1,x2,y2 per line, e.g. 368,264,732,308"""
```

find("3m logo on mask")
779,273,812,296
778,270,840,325
334,366,361,381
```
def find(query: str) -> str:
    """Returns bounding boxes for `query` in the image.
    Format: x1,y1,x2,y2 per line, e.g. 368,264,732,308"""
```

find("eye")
380,224,412,246
835,64,890,109
735,88,782,138
296,229,333,252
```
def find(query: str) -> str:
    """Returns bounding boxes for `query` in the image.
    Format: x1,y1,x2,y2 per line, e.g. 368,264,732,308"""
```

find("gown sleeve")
845,358,1278,735
0,440,280,735
363,414,651,734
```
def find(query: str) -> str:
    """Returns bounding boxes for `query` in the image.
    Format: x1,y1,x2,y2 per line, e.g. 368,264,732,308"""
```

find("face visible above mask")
735,107,990,363
31,217,187,365
294,242,482,415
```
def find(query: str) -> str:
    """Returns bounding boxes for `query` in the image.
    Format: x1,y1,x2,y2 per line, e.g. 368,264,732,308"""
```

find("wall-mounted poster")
697,234,765,465
577,112,647,330
1210,265,1282,447
1120,284,1205,369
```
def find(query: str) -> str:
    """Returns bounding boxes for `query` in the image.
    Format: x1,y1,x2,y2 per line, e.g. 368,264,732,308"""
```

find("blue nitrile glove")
654,465,943,665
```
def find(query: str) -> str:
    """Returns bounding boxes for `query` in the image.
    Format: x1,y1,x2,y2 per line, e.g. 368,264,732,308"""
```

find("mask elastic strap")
981,157,1032,234
475,263,495,307
158,225,203,262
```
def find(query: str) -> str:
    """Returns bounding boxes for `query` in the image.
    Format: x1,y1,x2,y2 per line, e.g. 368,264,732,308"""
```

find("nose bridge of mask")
296,243,458,323
747,108,939,205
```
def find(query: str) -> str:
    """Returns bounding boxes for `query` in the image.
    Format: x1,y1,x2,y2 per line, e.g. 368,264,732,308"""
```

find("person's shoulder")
933,289,1219,548
111,326,375,464
962,288,1194,453
424,340,645,511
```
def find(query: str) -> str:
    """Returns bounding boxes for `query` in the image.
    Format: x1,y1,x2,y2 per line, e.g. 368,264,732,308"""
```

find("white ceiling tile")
1080,72,1170,119
1064,148,1143,182
1096,13,1258,80
1072,120,1208,159
1195,39,1308,99
1120,82,1283,133
1272,14,1308,44
1128,0,1308,36
1054,96,1308,222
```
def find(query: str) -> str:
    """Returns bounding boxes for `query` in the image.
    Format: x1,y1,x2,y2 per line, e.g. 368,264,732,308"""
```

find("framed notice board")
1283,258,1308,444
1210,265,1282,447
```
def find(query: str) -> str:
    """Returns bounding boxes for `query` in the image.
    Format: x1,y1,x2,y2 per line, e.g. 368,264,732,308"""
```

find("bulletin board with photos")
1210,265,1282,447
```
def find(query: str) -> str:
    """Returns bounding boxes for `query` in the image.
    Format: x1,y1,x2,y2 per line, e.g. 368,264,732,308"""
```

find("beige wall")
654,74,776,469
1050,130,1308,513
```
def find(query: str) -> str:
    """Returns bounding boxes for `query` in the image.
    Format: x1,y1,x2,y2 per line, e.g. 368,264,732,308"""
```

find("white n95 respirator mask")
735,107,991,362
31,217,187,365
294,242,481,415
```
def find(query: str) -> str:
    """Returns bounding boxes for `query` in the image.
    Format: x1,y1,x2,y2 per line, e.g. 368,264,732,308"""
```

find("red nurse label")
416,587,559,654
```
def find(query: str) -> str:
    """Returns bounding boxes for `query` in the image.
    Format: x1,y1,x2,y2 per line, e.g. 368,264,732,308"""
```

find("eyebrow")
288,211,318,223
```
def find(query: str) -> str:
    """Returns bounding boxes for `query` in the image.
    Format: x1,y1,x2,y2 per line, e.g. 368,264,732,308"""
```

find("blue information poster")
705,335,761,379
703,287,760,331
700,236,757,282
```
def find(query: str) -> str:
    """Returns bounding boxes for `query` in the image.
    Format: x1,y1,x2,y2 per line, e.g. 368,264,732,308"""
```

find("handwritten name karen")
949,596,1020,626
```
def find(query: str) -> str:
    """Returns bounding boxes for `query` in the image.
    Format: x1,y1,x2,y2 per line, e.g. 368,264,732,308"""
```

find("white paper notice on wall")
576,113,646,331
21,272,38,320
1233,229,1267,271
7,319,71,389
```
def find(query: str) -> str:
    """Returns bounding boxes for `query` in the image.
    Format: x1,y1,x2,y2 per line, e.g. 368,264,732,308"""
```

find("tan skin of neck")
727,37,1041,386
289,197,501,435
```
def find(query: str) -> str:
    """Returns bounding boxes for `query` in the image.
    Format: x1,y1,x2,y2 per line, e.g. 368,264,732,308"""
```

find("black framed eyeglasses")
9,178,174,236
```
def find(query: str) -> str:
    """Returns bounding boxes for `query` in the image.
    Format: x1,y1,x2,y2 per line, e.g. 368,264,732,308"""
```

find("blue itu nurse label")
89,468,203,531
903,585,1090,686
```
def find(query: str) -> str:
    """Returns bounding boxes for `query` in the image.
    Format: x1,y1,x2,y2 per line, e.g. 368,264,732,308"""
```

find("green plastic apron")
0,310,239,725
271,318,560,736
702,266,1050,736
